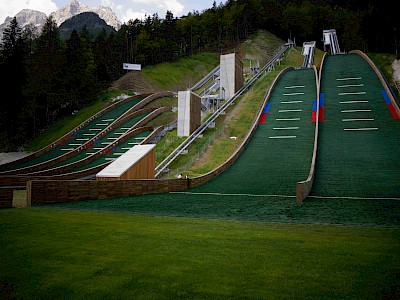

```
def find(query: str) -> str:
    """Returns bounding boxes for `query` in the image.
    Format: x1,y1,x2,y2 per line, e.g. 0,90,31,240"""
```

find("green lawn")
1,208,399,299
142,53,219,90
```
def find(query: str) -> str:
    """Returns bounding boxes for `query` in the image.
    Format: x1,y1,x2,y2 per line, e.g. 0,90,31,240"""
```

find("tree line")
0,0,398,150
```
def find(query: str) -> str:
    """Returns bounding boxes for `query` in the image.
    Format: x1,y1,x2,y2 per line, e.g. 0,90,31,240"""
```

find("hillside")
2,30,299,163
111,30,287,93
110,52,220,93
59,11,116,40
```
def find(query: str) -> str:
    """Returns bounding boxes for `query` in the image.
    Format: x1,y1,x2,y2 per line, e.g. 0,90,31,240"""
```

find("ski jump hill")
1,49,399,208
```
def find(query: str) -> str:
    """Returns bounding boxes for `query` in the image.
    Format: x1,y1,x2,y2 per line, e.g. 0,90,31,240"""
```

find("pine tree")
63,30,98,110
25,16,64,131
0,17,29,150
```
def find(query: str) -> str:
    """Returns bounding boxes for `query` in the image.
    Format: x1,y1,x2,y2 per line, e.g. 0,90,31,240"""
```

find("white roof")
96,144,155,178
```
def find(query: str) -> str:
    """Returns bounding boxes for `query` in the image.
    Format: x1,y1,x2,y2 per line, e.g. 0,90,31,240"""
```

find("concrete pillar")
219,53,244,100
177,91,201,137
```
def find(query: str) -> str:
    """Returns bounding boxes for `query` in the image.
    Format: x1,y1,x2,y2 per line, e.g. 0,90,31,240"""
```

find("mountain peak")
50,1,121,30
0,1,121,39
0,9,47,41
69,0,82,15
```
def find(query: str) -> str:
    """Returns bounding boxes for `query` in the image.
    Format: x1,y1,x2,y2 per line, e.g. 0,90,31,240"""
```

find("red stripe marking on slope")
388,104,400,119
259,113,267,124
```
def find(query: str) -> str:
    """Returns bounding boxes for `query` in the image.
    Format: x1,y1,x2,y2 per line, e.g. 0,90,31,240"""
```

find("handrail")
190,65,220,91
155,44,290,177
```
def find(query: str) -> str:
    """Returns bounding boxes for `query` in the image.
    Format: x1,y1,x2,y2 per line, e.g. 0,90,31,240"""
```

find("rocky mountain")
59,12,116,40
0,9,47,41
51,0,121,31
0,0,121,42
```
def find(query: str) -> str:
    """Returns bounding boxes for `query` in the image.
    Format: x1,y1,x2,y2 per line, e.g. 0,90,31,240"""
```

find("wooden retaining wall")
28,179,191,205
0,188,13,208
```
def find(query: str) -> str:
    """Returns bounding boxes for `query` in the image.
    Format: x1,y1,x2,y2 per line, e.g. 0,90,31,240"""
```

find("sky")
0,0,217,24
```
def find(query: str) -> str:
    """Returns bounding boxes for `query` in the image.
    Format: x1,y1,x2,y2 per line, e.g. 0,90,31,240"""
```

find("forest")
0,0,398,151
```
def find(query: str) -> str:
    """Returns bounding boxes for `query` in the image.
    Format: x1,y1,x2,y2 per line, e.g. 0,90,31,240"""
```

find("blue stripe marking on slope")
312,100,317,111
381,90,391,104
263,103,271,113
72,129,83,137
319,93,325,107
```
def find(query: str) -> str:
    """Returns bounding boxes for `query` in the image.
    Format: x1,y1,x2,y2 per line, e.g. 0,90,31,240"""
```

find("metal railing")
190,65,220,91
155,43,291,177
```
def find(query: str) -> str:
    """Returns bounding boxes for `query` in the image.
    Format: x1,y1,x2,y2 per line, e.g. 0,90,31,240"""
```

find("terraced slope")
190,68,317,196
0,97,144,173
26,111,153,176
67,130,153,174
310,53,400,199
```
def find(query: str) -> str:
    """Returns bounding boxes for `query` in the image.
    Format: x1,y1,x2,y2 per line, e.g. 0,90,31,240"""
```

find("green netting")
95,112,151,144
310,53,400,198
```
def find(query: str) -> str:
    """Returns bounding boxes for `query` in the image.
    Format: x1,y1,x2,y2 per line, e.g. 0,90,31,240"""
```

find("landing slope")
191,68,317,196
310,53,400,199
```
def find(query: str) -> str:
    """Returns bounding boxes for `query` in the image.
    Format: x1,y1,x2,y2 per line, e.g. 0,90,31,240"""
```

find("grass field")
1,207,399,299
142,53,219,90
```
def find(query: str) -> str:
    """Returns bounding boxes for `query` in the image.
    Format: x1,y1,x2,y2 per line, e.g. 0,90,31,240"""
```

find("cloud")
130,0,184,16
116,0,184,23
121,8,147,23
0,0,57,23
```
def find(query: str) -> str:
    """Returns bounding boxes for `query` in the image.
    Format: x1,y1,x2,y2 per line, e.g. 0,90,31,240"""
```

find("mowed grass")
1,208,399,299
142,53,220,90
